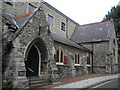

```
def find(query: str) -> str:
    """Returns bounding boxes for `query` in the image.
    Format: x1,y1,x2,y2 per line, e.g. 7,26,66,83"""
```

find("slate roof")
51,32,91,51
13,13,31,27
10,7,40,42
71,21,111,44
0,10,19,28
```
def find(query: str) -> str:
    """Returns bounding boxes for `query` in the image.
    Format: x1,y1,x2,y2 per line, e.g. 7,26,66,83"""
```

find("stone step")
28,76,51,88
29,82,51,88
27,76,49,81
29,80,49,84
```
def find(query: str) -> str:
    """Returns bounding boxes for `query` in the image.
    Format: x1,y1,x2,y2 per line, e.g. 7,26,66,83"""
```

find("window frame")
56,49,59,62
56,49,64,65
75,53,81,66
87,53,91,65
61,22,66,31
48,14,54,26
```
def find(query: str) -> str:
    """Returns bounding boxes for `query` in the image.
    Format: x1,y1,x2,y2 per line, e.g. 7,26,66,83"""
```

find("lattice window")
61,22,65,31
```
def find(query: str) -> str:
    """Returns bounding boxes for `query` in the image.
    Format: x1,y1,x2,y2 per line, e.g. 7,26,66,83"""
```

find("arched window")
87,53,90,65
56,49,59,62
75,53,81,65
75,53,78,64
56,49,64,63
78,54,80,64
60,50,63,63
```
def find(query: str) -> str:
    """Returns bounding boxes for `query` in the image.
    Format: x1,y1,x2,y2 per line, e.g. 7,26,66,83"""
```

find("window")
56,49,59,62
113,48,115,56
113,39,115,45
4,0,13,6
56,49,63,63
75,53,80,64
75,54,77,64
87,53,90,65
48,14,53,26
60,50,63,62
28,3,36,12
61,22,65,31
78,54,80,64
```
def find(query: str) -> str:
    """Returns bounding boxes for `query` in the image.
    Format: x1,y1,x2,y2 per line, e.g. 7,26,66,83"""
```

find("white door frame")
34,45,41,76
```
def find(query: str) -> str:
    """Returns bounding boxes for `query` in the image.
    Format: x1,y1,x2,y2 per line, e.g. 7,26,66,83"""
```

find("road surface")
87,78,119,89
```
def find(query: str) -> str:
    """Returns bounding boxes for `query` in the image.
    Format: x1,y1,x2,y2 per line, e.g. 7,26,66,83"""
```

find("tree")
103,5,120,35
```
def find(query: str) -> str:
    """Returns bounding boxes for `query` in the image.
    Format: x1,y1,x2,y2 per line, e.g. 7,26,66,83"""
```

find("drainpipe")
92,43,94,73
66,19,68,38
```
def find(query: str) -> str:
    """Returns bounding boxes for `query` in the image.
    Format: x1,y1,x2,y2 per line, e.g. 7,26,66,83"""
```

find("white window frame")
87,53,91,66
56,49,64,65
74,53,81,66
61,22,66,31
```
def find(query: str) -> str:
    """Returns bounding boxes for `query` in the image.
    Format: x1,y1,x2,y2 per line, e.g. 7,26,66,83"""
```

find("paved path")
53,74,119,88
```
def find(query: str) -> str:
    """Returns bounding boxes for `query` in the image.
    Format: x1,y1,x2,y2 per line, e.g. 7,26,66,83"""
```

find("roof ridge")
76,20,110,27
13,12,32,19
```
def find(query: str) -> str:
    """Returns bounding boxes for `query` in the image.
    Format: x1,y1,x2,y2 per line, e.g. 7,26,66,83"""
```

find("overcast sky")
44,0,119,25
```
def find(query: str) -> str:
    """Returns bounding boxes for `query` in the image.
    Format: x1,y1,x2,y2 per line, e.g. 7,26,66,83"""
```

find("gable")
71,21,111,44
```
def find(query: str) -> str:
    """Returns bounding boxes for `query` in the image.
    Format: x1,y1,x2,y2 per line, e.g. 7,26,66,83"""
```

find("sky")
44,0,120,25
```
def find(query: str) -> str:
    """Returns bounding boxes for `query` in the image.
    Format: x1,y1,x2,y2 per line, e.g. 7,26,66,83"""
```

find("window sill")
87,65,91,66
56,62,64,65
75,64,80,66
74,64,83,67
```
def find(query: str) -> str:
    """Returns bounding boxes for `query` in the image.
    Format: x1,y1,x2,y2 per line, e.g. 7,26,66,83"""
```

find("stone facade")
2,5,59,88
82,42,109,73
2,1,119,89
2,1,90,89
2,1,41,16
41,2,79,38
78,21,118,74
2,1,79,38
54,42,90,77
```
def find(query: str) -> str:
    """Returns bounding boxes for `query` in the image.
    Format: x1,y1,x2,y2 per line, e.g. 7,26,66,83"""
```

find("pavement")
39,74,120,90
53,74,119,88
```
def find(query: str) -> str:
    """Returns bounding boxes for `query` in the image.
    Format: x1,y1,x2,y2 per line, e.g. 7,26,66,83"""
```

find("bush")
2,81,13,90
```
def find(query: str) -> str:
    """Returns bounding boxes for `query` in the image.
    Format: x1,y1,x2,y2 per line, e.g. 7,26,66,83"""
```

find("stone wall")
54,42,90,77
41,2,78,38
2,6,59,88
2,2,41,16
108,21,118,73
82,42,109,73
82,37,118,74
2,1,78,38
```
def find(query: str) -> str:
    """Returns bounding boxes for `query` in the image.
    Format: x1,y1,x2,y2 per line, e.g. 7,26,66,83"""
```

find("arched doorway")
24,38,48,77
26,45,40,77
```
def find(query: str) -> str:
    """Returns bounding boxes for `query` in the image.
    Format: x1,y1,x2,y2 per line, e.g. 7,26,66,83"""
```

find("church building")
1,1,118,89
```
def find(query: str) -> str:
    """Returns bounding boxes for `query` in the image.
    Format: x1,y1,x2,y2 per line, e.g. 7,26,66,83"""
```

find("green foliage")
103,5,120,35
2,81,13,90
